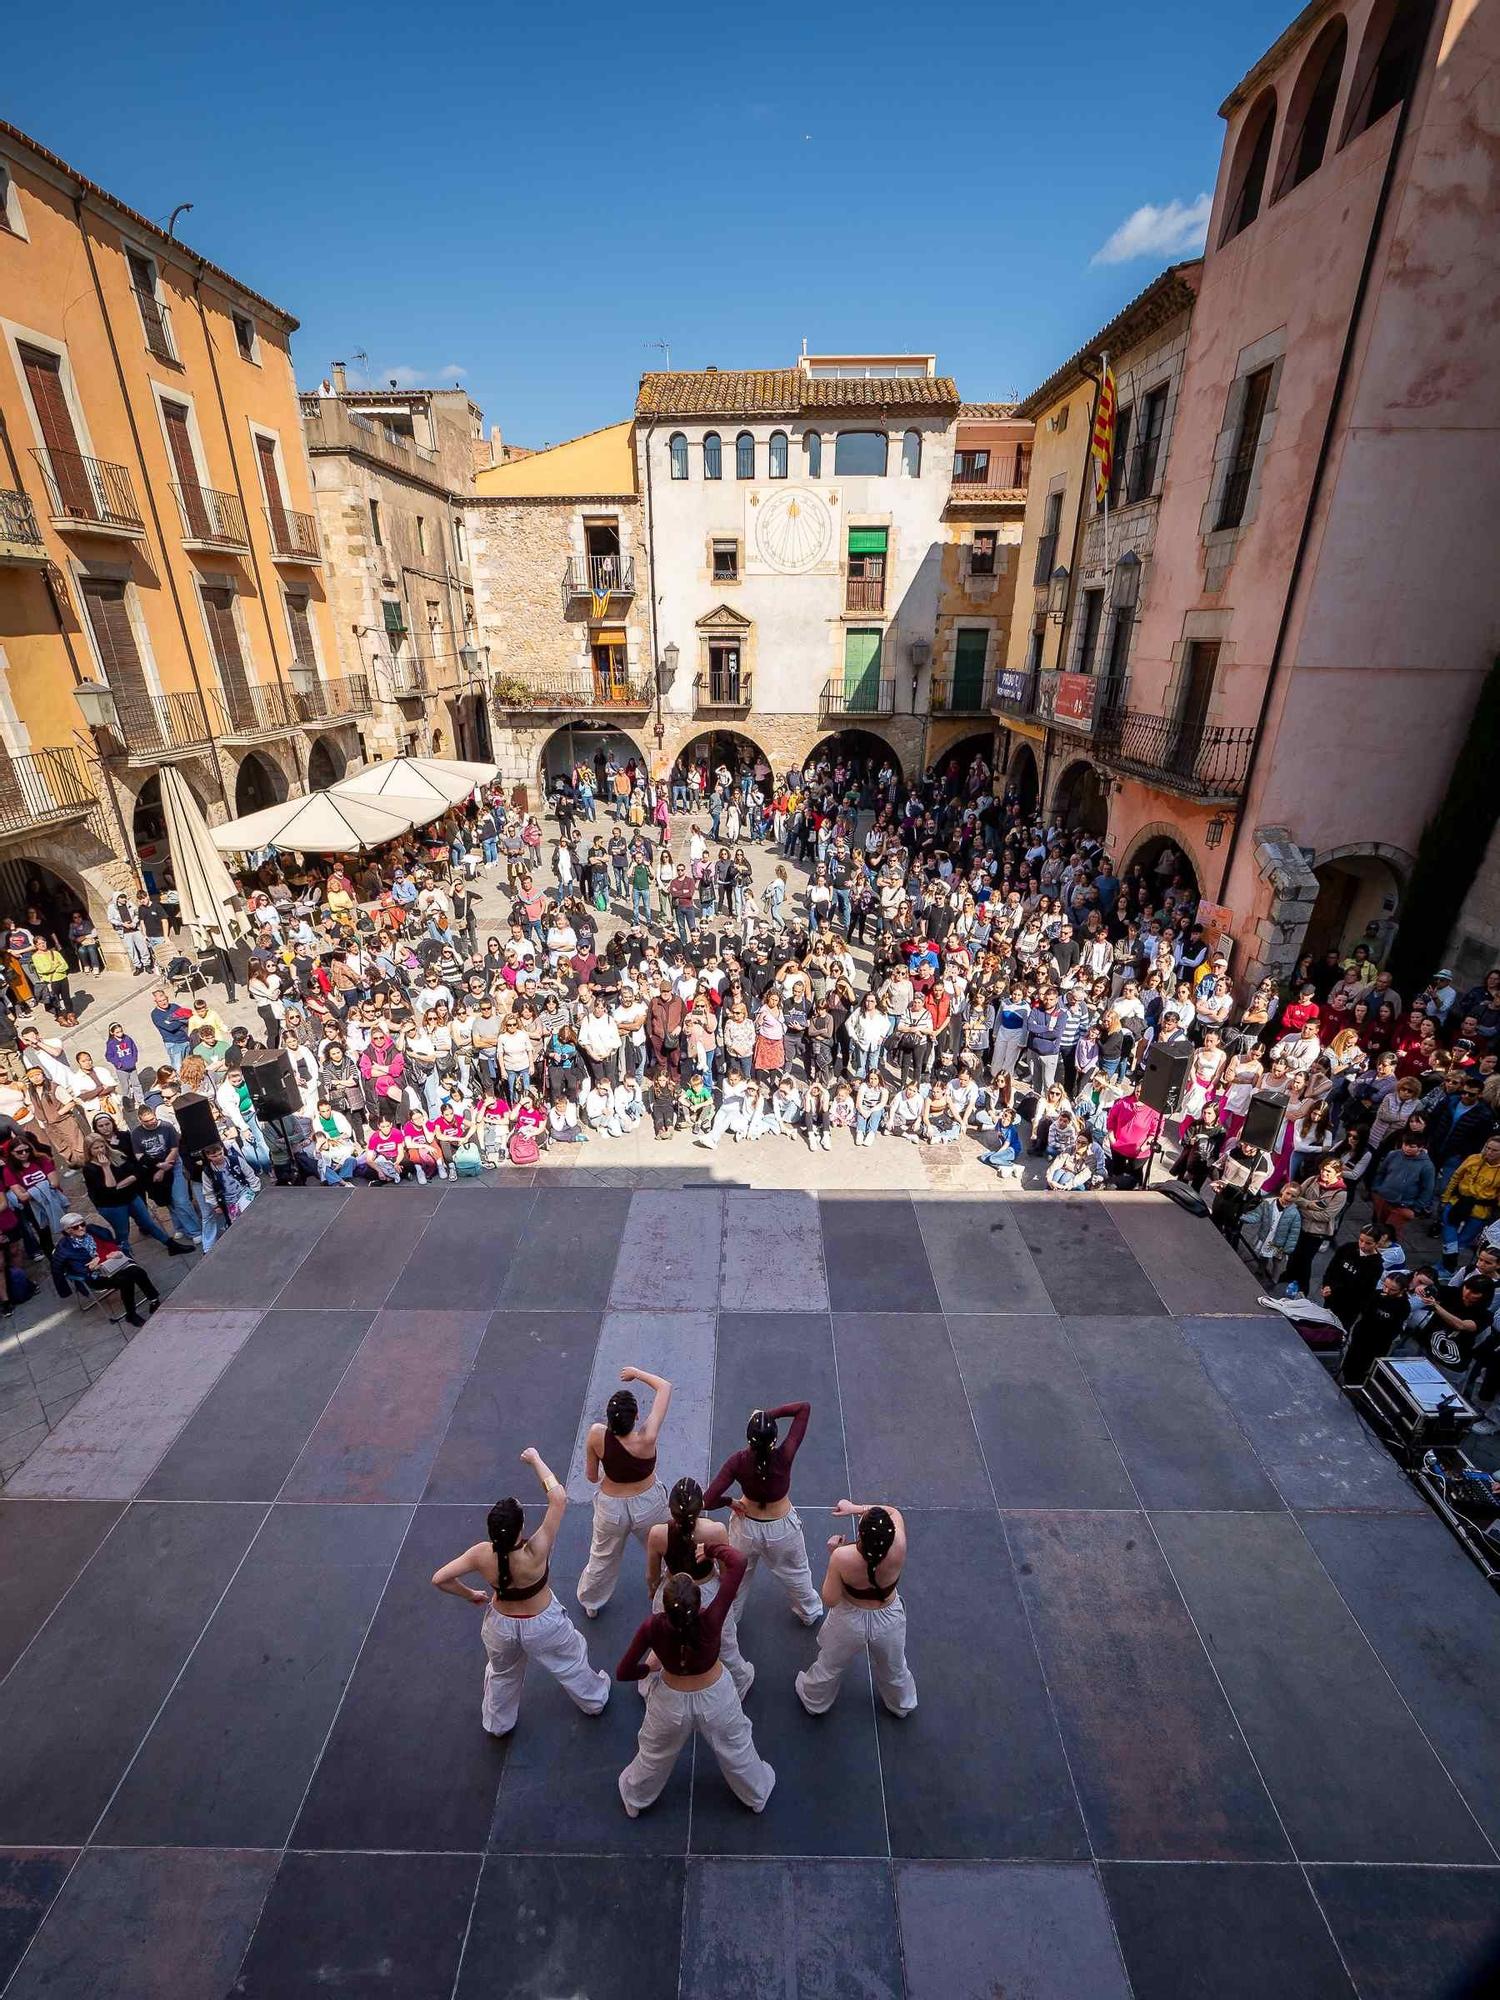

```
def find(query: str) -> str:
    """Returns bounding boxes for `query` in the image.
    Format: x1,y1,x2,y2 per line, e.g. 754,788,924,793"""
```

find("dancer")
577,1365,672,1617
703,1403,822,1626
796,1498,917,1718
643,1477,754,1698
616,1543,774,1816
431,1446,609,1738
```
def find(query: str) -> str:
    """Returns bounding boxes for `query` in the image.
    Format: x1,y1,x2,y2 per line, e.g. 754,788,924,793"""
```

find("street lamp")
73,679,120,734
1046,565,1070,624
1205,810,1229,850
1111,551,1142,610
654,642,679,746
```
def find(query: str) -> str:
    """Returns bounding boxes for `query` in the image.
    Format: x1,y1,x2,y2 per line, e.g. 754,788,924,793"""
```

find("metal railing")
222,680,302,735
386,655,430,699
0,746,96,835
292,674,373,721
820,678,896,721
844,572,886,614
111,688,224,753
493,669,653,712
693,669,752,710
299,397,439,473
0,488,45,551
265,507,321,560
952,456,992,485
31,448,143,532
1094,704,1255,801
133,287,177,363
561,552,635,607
930,670,998,714
172,482,249,549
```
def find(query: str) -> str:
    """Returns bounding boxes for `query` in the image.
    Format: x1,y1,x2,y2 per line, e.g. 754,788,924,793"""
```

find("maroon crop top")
601,1428,657,1482
703,1402,809,1508
618,1546,746,1680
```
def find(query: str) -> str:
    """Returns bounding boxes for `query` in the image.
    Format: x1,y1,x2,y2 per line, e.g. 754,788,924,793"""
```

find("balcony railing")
299,396,439,474
0,487,46,560
111,688,224,754
292,674,373,721
493,669,653,712
844,572,885,614
930,670,998,715
133,287,177,363
990,666,1041,720
222,680,303,736
951,458,993,486
1095,704,1254,802
561,552,636,608
265,508,321,561
694,669,752,711
0,746,96,836
31,448,144,534
173,482,249,551
820,678,896,721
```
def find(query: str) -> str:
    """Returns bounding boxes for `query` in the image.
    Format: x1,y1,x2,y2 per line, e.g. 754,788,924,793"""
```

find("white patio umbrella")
158,765,243,950
209,789,435,855
333,755,497,811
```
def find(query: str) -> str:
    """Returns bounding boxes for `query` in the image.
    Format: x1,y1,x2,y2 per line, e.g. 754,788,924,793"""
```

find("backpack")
508,1129,540,1166
453,1141,484,1178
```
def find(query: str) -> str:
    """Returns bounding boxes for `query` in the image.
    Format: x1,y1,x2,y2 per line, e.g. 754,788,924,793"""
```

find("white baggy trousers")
727,1508,823,1625
480,1600,610,1736
795,1597,918,1717
649,1572,754,1699
619,1671,775,1814
576,1482,670,1614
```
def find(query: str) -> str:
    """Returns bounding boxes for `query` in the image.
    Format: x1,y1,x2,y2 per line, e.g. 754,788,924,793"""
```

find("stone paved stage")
1,1178,1498,1999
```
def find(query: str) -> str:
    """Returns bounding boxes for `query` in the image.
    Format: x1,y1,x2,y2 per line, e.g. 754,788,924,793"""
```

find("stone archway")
307,735,347,791
673,727,773,789
536,721,651,799
234,750,288,817
1305,843,1410,962
928,728,997,794
1006,740,1040,815
1122,823,1201,910
1052,758,1109,838
807,728,905,786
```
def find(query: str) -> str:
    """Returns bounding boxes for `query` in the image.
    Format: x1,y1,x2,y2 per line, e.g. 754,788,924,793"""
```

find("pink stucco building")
1010,0,1499,981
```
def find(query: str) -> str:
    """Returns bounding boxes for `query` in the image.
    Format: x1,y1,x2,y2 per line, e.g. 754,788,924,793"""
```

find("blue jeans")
1442,1203,1486,1260
673,783,689,810
98,1195,174,1248
578,793,596,821
834,888,852,932
482,836,498,864
168,1160,202,1241
163,1042,188,1073
505,1066,531,1098
321,1156,358,1184
856,1109,884,1141
674,907,695,945
240,1117,272,1171
851,1045,881,1078
631,887,651,923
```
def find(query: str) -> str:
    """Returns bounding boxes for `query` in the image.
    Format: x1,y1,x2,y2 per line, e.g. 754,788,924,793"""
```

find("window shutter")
846,527,889,554
80,578,152,708
285,591,316,667
201,584,253,710
256,434,288,542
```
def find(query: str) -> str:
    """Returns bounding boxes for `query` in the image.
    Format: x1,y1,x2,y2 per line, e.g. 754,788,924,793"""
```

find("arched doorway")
1053,759,1109,838
806,730,903,787
1006,740,1040,815
234,750,286,817
132,775,173,895
674,728,771,791
1305,848,1405,962
0,858,86,947
1125,831,1201,913
307,736,346,791
537,722,649,799
930,730,997,796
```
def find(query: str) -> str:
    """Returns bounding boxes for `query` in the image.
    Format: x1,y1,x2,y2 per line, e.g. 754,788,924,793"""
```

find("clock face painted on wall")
753,486,834,573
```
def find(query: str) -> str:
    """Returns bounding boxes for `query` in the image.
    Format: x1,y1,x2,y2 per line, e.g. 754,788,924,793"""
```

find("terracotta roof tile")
635,370,960,419
1013,263,1201,420
944,486,1029,507
959,402,1019,419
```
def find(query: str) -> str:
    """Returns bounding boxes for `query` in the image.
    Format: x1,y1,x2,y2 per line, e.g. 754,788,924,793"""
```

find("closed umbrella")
209,790,432,855
159,766,243,951
333,755,497,810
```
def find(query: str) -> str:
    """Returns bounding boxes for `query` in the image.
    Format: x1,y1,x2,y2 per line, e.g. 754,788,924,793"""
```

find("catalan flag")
1091,360,1117,507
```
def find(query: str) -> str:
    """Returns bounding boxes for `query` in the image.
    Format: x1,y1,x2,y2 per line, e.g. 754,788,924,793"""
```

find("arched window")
703,432,722,480
833,430,888,477
900,429,922,478
1341,0,1435,144
1219,88,1277,245
768,430,788,479
669,432,688,480
1273,18,1348,199
735,431,755,480
803,431,822,478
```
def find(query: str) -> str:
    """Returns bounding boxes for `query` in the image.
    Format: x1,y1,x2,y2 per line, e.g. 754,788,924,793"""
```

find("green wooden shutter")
846,526,889,554
952,628,989,707
842,628,883,711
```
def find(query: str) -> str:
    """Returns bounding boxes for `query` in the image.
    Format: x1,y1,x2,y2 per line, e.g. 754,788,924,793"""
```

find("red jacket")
1106,1096,1162,1160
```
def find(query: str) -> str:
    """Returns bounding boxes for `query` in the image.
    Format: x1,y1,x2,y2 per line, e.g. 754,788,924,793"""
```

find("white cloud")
437,364,467,382
371,362,467,389
1091,194,1211,266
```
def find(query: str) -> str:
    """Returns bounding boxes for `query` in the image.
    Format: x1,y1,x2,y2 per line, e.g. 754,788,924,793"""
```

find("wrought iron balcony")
292,674,373,722
930,670,998,715
173,482,249,551
990,666,1041,720
0,746,96,836
133,287,177,363
561,552,635,609
222,680,303,736
110,688,225,755
693,669,752,712
31,449,144,536
265,507,321,562
1093,704,1254,803
819,678,896,722
492,668,652,713
0,488,47,565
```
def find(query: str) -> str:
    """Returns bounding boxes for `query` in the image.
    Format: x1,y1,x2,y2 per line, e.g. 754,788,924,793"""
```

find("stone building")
0,118,348,957
300,370,485,766
930,402,1031,780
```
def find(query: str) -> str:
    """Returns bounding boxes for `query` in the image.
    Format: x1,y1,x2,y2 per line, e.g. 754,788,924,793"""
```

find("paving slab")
710,1312,847,1500
166,1185,340,1308
681,1857,902,2000
610,1187,725,1309
424,1308,603,1504
719,1190,830,1311
913,1197,1056,1315
459,1854,683,2000
819,1194,940,1314
1102,1861,1356,2000
947,1314,1135,1509
897,1860,1131,2000
0,1849,77,1992
1103,1191,1268,1314
1308,1864,1500,2000
565,1309,717,1502
0,1498,124,1677
384,1185,537,1311
276,1184,443,1310
498,1186,632,1309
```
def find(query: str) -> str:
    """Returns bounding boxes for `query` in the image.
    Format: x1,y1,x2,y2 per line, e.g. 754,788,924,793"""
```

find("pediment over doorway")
695,603,752,631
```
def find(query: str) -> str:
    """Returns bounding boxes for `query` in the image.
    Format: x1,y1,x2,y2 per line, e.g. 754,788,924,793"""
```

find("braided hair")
662,1572,700,1633
669,1476,703,1535
605,1389,638,1436
856,1506,896,1591
486,1497,524,1593
745,1408,779,1475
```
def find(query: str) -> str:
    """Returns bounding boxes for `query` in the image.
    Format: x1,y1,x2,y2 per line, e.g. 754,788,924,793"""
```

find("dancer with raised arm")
576,1365,672,1617
643,1477,754,1699
704,1402,823,1625
795,1498,917,1718
616,1543,774,1816
431,1447,609,1738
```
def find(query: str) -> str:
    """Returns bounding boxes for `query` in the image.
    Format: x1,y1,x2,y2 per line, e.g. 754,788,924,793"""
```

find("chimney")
331,361,348,395
490,424,504,466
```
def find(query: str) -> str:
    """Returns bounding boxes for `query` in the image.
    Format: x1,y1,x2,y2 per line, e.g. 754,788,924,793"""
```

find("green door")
952,628,988,709
843,627,883,712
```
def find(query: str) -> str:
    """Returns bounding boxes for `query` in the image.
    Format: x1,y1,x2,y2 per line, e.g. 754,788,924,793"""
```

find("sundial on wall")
753,486,834,573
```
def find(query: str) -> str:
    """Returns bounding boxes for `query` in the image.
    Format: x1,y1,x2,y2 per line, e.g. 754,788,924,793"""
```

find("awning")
210,790,436,855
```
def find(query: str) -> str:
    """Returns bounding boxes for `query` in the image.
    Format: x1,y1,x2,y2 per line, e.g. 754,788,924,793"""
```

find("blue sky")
7,0,1292,443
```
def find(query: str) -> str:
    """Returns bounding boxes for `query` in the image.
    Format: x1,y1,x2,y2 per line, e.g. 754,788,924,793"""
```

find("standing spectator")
149,988,193,1072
